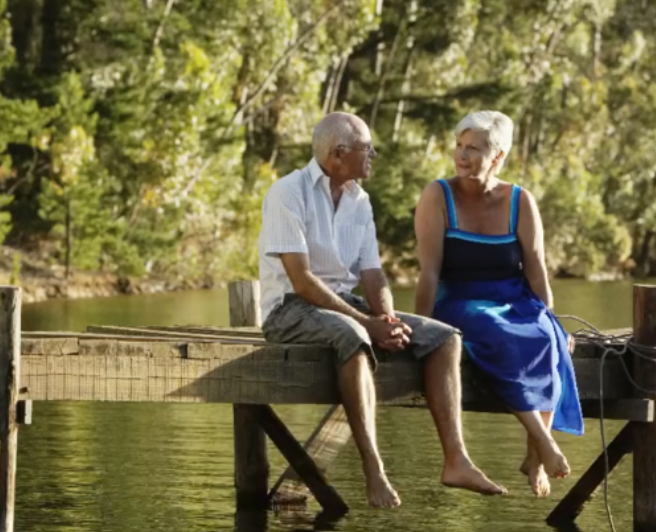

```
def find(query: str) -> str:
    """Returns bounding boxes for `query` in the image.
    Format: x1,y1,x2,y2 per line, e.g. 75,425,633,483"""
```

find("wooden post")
228,281,261,328
253,405,348,516
0,287,21,532
230,281,269,509
546,424,632,525
270,405,351,505
633,285,656,532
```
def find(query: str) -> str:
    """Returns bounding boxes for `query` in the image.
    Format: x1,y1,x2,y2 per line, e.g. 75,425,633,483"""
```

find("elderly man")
258,112,505,508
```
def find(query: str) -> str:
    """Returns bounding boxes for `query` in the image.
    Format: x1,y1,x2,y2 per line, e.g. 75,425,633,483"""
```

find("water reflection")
237,507,345,532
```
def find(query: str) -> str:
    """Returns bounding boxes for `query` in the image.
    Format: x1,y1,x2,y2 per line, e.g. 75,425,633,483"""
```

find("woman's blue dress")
432,179,583,435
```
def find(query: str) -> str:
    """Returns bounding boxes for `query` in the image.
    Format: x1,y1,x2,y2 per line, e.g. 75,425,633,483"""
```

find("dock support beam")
0,287,21,532
230,281,270,509
269,404,350,505
633,285,656,532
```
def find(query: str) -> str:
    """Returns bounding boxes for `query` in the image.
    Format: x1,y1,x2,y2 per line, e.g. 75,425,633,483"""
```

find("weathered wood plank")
90,324,264,339
21,337,78,356
148,325,263,338
19,345,637,406
633,285,656,532
24,331,616,356
0,287,21,532
234,404,269,508
22,331,264,346
580,398,654,423
547,423,633,526
230,281,269,510
229,281,262,328
86,325,264,342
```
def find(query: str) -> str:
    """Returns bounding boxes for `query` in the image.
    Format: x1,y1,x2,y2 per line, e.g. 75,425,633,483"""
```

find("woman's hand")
567,334,575,354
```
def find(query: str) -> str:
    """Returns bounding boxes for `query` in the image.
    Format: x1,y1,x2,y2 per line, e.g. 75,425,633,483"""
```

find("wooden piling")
230,281,269,509
269,405,351,505
253,404,348,516
546,424,632,525
632,285,656,532
0,287,21,532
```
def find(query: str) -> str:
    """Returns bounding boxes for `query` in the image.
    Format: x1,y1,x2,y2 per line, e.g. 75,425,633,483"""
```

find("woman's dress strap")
437,179,458,229
509,184,522,234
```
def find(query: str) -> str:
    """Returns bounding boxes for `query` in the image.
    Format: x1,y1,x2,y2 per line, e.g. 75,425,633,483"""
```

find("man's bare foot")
536,438,570,478
442,457,507,495
364,469,401,508
520,456,551,497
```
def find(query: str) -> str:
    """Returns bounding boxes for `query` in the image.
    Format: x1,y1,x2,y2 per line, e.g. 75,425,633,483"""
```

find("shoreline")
0,245,217,304
3,270,219,304
1,245,627,304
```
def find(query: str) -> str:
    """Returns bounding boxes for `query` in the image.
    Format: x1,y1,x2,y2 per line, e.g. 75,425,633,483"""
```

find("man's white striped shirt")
258,158,381,321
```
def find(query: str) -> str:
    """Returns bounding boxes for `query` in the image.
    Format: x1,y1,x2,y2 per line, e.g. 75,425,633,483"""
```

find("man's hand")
364,315,412,351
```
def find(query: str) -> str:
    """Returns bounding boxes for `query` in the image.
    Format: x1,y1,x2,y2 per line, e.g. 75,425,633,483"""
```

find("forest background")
1,0,656,294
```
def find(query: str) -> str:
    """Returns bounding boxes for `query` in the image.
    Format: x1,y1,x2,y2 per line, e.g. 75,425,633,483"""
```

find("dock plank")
18,336,640,412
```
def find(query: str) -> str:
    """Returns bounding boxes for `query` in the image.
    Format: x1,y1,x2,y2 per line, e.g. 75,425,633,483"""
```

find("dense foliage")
1,0,655,282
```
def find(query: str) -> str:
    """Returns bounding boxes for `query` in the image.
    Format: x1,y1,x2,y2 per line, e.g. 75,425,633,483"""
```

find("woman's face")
454,129,498,180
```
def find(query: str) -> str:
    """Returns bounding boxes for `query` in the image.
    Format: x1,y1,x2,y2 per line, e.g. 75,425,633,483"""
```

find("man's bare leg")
424,334,506,495
514,410,569,478
339,350,401,508
520,411,554,496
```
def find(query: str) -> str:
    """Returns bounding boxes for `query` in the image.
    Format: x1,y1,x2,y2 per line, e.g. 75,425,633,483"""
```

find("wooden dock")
1,282,656,532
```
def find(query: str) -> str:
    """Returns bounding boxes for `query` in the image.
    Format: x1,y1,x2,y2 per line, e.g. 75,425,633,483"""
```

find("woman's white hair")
312,112,366,163
455,110,514,172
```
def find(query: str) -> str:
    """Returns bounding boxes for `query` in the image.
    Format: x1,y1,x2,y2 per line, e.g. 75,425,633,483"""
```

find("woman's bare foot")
528,464,551,497
364,467,401,508
442,456,507,495
520,456,551,497
519,455,530,476
536,438,570,478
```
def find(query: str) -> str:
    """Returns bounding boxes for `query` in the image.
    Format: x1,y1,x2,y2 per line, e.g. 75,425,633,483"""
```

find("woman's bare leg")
513,410,569,479
520,412,554,496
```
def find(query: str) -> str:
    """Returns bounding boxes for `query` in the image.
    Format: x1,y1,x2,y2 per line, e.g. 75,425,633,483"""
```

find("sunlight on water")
18,279,642,532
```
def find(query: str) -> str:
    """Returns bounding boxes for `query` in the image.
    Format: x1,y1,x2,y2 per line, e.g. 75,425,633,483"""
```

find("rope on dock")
558,315,656,532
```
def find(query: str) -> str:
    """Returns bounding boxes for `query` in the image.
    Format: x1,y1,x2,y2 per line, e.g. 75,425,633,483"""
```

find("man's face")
340,137,377,180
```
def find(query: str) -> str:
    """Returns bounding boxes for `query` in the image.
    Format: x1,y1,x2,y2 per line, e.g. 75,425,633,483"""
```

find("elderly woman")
414,110,583,497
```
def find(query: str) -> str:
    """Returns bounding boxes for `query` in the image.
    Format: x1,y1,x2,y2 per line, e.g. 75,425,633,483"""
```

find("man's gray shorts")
262,292,460,368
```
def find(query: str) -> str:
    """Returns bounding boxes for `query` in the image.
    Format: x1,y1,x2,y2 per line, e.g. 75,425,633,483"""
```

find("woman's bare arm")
516,189,554,308
414,181,446,316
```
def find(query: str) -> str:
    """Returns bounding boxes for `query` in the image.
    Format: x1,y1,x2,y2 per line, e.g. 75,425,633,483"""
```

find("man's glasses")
336,144,378,158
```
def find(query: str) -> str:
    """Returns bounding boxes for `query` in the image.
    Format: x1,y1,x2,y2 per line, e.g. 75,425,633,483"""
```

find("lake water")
17,279,640,532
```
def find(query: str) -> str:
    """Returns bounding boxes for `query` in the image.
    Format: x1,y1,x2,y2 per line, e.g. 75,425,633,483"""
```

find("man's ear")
494,150,505,165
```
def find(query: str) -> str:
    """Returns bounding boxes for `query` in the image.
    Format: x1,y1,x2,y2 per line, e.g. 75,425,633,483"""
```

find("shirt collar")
308,157,360,196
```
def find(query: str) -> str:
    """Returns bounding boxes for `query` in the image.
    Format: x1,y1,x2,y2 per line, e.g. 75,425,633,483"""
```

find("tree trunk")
39,0,63,76
7,0,42,67
636,230,655,277
369,14,405,129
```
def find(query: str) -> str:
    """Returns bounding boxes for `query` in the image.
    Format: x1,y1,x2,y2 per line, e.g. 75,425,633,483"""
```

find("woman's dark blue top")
440,182,523,282
432,179,583,435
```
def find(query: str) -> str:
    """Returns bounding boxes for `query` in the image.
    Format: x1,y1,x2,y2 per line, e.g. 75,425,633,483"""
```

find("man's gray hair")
312,112,364,163
455,110,514,172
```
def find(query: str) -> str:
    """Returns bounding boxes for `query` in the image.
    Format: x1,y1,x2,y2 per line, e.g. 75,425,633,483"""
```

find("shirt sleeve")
261,179,309,256
358,205,382,271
